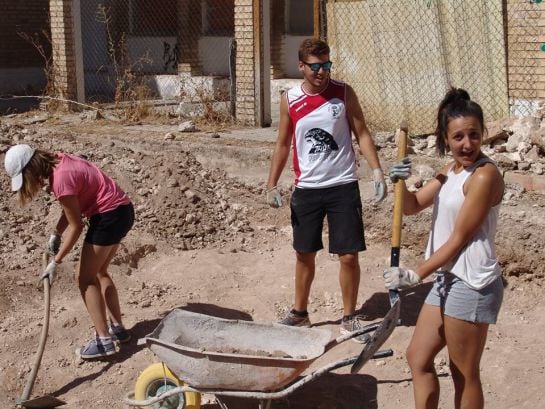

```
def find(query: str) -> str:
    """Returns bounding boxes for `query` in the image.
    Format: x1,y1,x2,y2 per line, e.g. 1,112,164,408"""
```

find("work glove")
40,260,57,286
266,186,282,208
389,157,412,183
372,168,387,203
383,267,421,290
47,233,61,255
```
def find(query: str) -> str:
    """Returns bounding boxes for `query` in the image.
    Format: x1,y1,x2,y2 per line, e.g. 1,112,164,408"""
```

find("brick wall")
506,0,545,99
234,0,256,124
0,0,50,69
49,0,77,101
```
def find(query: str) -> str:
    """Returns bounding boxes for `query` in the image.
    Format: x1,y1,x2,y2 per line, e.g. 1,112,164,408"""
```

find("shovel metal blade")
350,299,400,374
16,395,66,408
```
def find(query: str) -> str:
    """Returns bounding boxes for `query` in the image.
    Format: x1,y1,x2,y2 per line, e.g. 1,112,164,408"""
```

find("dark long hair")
435,88,485,156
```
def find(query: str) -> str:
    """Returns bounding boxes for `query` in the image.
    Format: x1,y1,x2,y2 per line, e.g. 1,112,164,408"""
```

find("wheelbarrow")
124,300,400,409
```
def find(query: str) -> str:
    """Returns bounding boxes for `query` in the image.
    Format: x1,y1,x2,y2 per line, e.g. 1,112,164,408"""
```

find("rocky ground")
0,109,544,409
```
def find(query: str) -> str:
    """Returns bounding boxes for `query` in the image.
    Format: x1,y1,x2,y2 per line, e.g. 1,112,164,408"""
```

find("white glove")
389,157,412,183
266,186,282,208
372,168,387,203
40,260,57,286
383,267,421,290
47,233,61,255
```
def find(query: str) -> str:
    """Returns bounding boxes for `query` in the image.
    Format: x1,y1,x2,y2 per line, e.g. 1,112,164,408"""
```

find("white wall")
127,36,178,73
198,36,231,76
282,35,306,78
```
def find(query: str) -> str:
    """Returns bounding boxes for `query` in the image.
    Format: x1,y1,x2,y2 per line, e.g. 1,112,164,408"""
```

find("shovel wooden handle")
20,253,51,403
389,121,409,306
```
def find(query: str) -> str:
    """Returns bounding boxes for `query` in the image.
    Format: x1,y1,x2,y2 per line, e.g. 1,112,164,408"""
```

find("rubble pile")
0,118,262,272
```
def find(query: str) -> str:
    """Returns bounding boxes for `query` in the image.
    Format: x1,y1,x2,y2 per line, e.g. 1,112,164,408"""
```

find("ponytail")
435,87,484,156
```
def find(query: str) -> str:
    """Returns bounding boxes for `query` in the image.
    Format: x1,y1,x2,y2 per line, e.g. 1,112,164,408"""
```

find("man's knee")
296,251,316,264
338,252,359,268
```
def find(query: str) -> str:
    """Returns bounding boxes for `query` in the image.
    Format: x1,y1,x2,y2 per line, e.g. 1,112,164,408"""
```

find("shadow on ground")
205,372,380,409
357,284,432,326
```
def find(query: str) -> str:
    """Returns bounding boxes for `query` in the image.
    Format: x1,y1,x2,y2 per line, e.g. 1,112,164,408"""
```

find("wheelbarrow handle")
123,349,395,406
324,322,380,352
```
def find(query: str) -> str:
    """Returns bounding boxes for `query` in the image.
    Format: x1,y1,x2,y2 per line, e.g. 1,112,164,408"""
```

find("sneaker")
279,309,311,327
108,324,131,344
340,315,370,344
78,337,117,359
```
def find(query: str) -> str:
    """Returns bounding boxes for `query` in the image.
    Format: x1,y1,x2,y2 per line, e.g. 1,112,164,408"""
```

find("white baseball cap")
4,144,36,191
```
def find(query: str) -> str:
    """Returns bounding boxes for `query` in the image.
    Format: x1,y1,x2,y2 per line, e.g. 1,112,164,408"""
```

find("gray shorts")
425,271,504,324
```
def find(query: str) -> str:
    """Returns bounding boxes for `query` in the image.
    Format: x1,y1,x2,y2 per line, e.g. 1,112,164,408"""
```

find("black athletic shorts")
85,203,135,246
290,181,366,254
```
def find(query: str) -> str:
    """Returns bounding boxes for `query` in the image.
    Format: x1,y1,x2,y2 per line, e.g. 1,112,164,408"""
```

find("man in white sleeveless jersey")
266,38,387,342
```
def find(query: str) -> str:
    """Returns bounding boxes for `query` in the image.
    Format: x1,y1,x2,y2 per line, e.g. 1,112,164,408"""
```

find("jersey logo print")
305,128,339,158
330,103,341,119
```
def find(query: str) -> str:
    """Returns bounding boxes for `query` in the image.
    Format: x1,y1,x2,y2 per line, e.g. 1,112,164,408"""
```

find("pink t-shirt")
50,153,130,217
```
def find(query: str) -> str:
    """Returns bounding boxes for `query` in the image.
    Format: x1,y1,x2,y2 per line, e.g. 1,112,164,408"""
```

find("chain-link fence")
324,0,542,134
74,1,541,129
80,0,234,112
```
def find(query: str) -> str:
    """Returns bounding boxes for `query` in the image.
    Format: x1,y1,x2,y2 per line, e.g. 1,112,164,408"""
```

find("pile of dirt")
0,118,266,275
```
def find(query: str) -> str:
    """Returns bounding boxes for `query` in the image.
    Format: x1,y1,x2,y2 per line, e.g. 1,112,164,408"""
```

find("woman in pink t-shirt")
4,144,134,360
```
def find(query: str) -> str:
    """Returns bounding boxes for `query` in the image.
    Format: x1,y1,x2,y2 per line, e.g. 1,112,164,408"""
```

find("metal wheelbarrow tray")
127,301,399,406
140,308,332,392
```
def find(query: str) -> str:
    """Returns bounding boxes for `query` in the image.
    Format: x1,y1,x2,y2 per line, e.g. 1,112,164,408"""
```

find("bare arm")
266,95,293,189
53,211,69,235
345,85,381,171
414,163,504,279
53,195,84,264
401,162,451,215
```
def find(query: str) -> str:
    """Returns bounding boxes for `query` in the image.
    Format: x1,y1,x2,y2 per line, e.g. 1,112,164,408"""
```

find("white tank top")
286,79,358,188
425,158,501,289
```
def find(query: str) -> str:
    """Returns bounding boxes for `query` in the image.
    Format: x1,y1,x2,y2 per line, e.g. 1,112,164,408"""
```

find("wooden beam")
313,0,320,39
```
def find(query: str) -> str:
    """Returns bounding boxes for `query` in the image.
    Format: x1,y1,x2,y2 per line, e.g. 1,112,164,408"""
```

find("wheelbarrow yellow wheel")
134,362,201,409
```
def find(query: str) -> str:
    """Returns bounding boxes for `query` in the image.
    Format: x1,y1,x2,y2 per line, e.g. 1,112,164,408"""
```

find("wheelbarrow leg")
215,397,229,409
258,399,272,409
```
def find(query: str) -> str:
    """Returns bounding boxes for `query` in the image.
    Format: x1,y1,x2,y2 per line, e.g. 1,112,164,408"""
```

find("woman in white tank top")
383,88,504,409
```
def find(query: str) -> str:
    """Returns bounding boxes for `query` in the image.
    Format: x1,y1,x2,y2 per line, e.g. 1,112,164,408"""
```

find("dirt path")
0,114,544,408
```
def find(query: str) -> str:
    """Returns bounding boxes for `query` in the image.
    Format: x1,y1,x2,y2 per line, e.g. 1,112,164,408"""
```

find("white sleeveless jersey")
425,158,502,289
286,79,357,188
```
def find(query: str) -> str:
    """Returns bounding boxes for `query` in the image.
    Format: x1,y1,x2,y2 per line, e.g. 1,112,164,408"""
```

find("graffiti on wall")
163,41,179,72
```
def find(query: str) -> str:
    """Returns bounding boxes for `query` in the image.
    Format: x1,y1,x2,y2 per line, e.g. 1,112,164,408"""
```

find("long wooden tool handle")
389,121,409,306
20,253,51,402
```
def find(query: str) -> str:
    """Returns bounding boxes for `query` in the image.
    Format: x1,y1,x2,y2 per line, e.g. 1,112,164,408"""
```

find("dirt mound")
0,113,544,409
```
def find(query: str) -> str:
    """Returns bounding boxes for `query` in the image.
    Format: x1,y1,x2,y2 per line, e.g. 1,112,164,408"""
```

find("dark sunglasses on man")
302,60,333,72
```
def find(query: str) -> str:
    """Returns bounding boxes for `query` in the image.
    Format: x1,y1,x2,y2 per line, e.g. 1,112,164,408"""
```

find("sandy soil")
0,112,544,409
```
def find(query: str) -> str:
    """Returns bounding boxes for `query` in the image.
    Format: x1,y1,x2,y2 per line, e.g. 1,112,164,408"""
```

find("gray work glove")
372,168,387,203
389,157,412,183
40,260,57,286
47,233,61,255
266,186,282,208
383,267,421,290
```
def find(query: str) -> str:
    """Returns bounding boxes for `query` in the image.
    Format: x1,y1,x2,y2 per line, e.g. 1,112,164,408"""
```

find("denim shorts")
425,271,504,324
290,181,365,254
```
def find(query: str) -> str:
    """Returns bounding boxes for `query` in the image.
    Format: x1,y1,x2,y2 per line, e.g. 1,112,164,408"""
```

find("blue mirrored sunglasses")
302,60,333,72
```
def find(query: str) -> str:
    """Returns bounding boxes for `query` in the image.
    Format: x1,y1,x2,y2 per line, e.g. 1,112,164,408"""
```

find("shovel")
351,121,408,373
16,252,66,408
389,120,409,308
